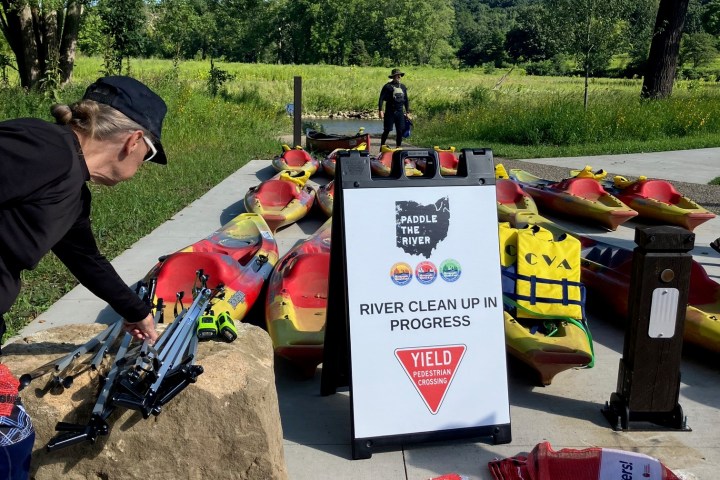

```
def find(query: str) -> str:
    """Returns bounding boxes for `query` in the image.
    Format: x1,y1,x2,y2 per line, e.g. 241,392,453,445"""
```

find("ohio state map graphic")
395,197,450,258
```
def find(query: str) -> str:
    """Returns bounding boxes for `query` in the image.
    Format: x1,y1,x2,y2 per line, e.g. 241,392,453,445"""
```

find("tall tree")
97,0,146,75
641,0,691,99
505,3,561,63
548,0,632,108
0,0,84,89
152,0,213,61
383,0,456,65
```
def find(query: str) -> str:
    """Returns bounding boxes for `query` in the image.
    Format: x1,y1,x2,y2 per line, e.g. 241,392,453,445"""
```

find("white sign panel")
343,184,510,439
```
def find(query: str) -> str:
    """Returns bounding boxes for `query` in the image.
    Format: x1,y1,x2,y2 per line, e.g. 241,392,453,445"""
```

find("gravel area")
496,158,720,215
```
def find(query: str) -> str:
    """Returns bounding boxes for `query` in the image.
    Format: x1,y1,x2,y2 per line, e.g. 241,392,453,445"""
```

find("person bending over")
0,75,168,479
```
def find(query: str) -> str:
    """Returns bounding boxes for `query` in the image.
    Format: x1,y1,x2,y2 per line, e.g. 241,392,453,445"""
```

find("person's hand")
122,313,158,344
406,112,413,120
379,111,384,119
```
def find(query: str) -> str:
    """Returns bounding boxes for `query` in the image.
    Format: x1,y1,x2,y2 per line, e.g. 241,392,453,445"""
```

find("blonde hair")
51,100,157,143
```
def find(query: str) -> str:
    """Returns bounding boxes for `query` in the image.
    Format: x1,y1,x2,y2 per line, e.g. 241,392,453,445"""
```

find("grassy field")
112,58,720,158
2,57,720,339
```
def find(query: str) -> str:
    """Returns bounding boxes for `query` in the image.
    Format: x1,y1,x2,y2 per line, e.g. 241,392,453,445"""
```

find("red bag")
0,364,20,416
489,442,679,480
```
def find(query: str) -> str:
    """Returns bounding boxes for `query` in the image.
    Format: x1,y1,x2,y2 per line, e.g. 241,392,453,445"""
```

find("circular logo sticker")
439,259,462,282
415,261,438,285
390,262,413,286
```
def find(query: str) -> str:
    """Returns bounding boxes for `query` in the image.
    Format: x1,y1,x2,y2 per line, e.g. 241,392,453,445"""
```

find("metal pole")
293,76,302,147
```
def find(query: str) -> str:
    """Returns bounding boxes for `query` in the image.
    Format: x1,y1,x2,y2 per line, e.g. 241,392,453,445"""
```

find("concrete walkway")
9,149,720,480
517,147,720,184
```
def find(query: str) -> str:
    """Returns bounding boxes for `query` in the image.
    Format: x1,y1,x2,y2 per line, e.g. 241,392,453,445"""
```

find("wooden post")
293,76,302,148
602,225,693,431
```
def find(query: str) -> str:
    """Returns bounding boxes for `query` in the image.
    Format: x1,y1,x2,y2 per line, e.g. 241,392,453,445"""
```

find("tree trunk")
0,1,81,89
641,0,691,99
59,1,82,84
17,3,40,88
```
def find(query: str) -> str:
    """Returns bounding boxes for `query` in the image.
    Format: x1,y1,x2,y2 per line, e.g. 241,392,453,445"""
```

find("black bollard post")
602,225,694,431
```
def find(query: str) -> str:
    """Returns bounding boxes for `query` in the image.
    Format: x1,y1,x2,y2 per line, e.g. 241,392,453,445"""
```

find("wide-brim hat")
83,76,168,165
389,68,405,78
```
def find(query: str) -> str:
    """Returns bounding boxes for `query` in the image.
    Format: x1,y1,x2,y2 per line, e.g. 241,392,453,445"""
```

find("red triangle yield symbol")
395,345,467,415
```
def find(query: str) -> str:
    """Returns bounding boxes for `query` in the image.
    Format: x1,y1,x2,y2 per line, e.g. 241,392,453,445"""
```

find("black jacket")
378,81,410,113
0,118,150,328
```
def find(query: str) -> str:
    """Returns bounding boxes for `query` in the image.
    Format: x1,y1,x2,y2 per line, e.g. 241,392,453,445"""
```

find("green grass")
414,88,720,158
1,63,288,339
3,57,720,340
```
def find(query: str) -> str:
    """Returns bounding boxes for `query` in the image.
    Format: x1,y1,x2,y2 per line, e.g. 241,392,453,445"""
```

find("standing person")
0,75,167,478
379,68,411,148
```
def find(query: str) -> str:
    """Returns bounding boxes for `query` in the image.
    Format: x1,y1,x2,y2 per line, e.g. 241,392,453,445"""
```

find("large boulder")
2,322,287,480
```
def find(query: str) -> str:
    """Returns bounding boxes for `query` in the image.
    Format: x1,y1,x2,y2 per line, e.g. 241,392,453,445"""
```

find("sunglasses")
142,135,158,162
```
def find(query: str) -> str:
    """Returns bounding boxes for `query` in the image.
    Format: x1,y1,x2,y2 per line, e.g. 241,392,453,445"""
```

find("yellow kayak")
244,171,316,232
265,219,332,376
504,311,594,386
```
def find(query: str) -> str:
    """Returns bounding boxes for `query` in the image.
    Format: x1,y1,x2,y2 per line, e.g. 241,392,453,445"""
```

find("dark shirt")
378,82,410,114
0,118,150,328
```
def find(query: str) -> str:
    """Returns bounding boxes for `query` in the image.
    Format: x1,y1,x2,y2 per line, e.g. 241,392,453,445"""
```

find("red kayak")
244,171,316,232
604,177,715,231
321,154,337,177
510,168,638,231
434,146,459,176
580,236,720,353
144,213,279,323
265,219,332,375
272,145,319,176
320,144,368,177
370,147,423,177
317,180,334,218
496,178,543,226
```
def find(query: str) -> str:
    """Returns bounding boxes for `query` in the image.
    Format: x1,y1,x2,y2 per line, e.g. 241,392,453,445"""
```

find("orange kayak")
144,213,279,323
244,171,316,232
265,219,331,375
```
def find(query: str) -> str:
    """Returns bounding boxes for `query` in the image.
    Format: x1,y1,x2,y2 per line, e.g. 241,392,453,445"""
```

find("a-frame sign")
321,148,511,459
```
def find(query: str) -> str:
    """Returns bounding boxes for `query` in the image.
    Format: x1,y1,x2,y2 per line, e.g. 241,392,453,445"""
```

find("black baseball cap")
83,76,168,164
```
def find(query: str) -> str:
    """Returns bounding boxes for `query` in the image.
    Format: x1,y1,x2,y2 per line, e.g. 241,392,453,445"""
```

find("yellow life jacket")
499,224,584,320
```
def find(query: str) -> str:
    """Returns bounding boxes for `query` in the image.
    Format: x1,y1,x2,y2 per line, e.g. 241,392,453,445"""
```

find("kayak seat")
256,180,298,207
635,180,682,204
437,151,459,170
153,252,241,303
563,178,605,201
496,179,525,205
284,253,330,309
377,152,393,167
688,260,717,305
282,149,312,167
